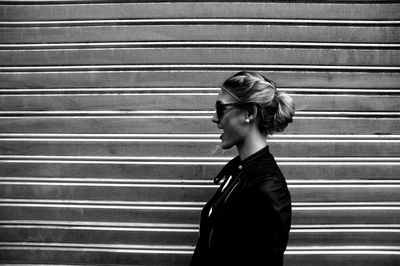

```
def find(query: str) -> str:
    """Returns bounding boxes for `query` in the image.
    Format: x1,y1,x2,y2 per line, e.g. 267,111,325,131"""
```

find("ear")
245,105,258,122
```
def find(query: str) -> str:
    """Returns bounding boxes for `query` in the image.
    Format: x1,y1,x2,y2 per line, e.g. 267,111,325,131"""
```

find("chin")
221,140,235,150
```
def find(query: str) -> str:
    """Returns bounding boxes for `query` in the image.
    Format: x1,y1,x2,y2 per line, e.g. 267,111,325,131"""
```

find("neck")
236,130,267,161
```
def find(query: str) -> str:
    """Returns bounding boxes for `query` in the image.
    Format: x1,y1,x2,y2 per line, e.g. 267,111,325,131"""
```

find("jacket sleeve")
253,171,292,252
225,166,292,265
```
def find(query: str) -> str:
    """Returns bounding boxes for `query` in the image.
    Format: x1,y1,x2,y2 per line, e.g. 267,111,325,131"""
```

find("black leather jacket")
191,146,292,266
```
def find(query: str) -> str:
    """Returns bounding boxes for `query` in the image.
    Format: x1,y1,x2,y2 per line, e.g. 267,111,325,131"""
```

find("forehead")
215,89,237,104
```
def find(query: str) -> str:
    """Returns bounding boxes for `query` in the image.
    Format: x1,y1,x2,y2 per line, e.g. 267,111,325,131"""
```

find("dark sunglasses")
215,102,254,121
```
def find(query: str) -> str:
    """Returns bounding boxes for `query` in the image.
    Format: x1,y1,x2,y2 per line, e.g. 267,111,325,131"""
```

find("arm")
226,171,292,265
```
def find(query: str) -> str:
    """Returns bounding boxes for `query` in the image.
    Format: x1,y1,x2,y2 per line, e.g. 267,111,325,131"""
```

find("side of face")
212,89,249,149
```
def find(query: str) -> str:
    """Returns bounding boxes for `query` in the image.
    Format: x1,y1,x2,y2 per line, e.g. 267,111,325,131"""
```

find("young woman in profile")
190,71,295,266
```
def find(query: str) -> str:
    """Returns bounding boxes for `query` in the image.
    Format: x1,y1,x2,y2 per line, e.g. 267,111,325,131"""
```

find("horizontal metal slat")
1,200,400,225
1,110,398,117
0,133,398,140
1,0,399,3
0,181,398,202
1,25,399,44
1,162,397,180
0,243,192,265
2,87,398,95
0,224,399,247
2,65,399,72
0,116,398,134
0,155,399,164
2,41,400,49
0,139,398,157
1,94,398,112
1,70,398,89
2,47,399,66
0,245,398,266
1,2,399,21
3,18,400,27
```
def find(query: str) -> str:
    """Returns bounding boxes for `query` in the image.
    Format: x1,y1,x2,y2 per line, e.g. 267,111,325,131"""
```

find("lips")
220,133,224,140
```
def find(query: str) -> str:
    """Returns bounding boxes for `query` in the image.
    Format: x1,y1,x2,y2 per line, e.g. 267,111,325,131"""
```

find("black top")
190,146,292,266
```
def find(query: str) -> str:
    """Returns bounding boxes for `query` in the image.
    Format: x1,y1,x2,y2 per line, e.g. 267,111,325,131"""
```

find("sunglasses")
215,102,254,121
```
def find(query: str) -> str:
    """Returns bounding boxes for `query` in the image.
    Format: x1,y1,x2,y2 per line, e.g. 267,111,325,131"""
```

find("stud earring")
245,119,250,123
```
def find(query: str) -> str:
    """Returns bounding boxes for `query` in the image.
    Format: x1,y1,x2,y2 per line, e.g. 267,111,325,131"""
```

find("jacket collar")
214,155,241,184
214,145,270,184
241,145,270,168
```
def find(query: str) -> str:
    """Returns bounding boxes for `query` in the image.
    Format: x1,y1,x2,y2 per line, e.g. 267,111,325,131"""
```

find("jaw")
220,131,243,150
220,132,232,150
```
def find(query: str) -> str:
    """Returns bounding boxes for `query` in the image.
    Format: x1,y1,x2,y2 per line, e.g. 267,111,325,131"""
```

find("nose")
211,111,219,124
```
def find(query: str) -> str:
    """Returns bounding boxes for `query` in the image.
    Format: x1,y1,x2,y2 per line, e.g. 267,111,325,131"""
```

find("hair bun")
273,92,295,133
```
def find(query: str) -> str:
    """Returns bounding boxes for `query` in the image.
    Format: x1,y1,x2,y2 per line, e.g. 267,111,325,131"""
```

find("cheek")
223,116,244,138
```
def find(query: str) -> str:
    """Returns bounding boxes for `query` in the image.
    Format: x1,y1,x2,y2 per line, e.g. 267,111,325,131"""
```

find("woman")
191,71,294,266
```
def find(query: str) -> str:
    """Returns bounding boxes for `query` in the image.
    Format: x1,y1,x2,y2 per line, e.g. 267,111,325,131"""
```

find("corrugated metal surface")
0,1,399,265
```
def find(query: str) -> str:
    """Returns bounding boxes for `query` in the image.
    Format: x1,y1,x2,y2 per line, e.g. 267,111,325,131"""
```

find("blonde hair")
222,71,295,135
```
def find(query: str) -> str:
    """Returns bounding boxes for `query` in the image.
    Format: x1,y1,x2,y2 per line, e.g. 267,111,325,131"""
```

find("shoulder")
247,152,290,197
250,152,281,182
